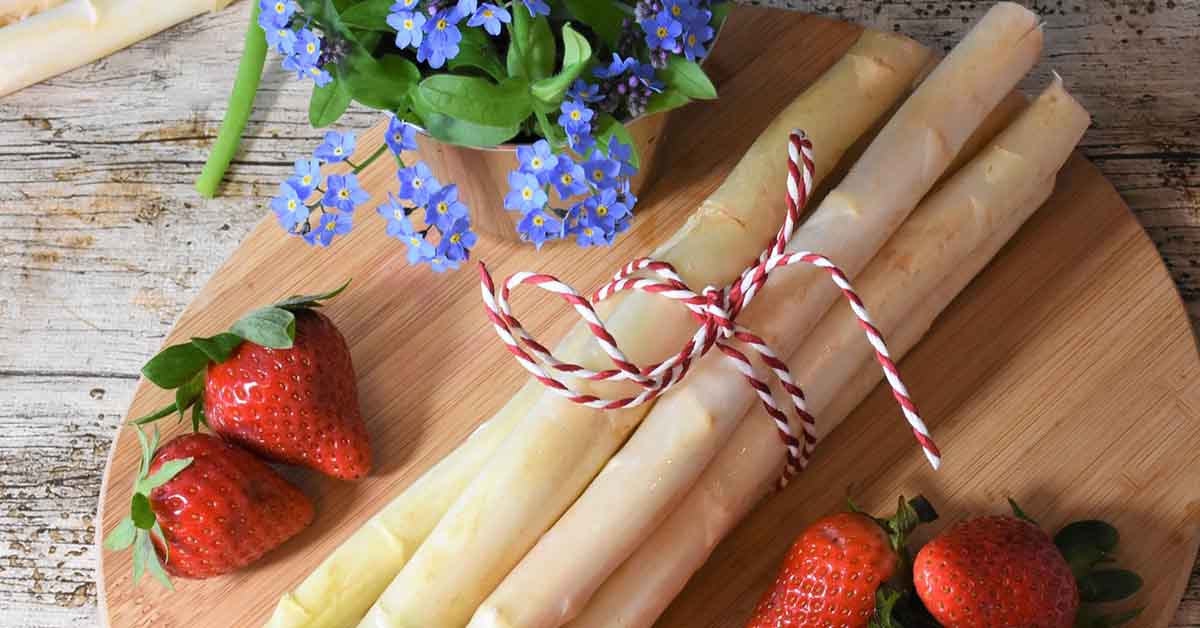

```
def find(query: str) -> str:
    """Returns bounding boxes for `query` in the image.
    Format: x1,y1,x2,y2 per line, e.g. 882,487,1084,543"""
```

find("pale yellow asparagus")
265,385,539,628
357,31,932,628
0,0,235,96
469,7,1042,627
570,79,1089,628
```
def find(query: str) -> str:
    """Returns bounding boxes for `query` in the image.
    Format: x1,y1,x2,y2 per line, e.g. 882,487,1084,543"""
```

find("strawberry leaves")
104,427,192,590
1054,519,1143,619
131,280,351,431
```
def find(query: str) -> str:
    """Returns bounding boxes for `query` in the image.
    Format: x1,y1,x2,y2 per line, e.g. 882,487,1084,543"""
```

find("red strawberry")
104,429,314,584
135,281,371,480
913,515,1078,627
746,497,936,628
205,308,370,479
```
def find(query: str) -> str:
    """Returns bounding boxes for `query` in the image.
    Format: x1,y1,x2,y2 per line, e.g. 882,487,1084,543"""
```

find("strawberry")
135,280,372,480
104,428,314,584
745,496,936,628
914,501,1144,628
914,514,1077,627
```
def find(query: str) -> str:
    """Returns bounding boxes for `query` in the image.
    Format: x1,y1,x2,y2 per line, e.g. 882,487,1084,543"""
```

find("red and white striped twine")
478,131,941,484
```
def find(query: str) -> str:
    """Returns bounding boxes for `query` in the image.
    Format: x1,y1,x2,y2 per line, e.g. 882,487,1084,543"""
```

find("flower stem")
352,144,390,174
195,2,268,199
506,17,560,147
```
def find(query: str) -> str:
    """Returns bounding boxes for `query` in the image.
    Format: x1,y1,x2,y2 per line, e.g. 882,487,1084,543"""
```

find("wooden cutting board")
97,7,1200,627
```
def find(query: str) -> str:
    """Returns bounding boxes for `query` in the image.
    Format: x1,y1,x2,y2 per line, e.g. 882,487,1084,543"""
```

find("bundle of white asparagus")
267,4,1092,627
0,0,236,96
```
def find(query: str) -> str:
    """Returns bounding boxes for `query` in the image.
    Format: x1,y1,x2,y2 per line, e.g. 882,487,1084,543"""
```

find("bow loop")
479,131,941,484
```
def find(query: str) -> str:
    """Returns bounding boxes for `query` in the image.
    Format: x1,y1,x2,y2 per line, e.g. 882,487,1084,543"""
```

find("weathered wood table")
0,1,1196,626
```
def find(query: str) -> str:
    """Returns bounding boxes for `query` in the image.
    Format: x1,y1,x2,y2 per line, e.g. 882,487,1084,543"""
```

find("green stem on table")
351,144,390,174
195,2,268,199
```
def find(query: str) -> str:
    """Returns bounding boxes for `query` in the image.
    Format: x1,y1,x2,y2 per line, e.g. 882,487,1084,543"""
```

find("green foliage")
343,53,421,111
450,28,507,81
530,24,592,109
508,10,556,80
563,0,626,47
594,113,640,169
660,56,718,100
310,71,353,127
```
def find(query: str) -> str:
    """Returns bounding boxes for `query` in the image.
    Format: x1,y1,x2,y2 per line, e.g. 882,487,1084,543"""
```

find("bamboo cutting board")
97,7,1200,627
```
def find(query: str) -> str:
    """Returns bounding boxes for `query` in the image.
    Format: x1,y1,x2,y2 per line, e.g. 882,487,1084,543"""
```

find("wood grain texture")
1,1,1198,626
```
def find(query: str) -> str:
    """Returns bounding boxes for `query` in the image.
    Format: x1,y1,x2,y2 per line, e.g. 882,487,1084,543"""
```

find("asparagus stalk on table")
0,0,237,97
270,28,930,628
355,30,933,628
569,77,1090,628
470,5,1042,627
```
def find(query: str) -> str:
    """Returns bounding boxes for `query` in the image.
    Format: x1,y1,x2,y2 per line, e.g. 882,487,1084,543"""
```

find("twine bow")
479,131,941,485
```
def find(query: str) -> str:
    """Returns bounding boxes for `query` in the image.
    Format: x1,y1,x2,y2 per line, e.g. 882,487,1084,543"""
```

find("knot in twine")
479,131,941,485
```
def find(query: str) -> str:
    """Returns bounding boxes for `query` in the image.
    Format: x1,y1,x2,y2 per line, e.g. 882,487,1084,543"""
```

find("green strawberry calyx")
130,279,351,431
848,495,939,628
1052,516,1144,627
102,426,192,590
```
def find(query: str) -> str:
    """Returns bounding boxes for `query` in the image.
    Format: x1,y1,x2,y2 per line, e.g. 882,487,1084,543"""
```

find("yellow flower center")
306,42,316,54
656,26,668,38
324,220,336,231
310,68,321,76
561,174,573,185
338,189,349,199
413,178,422,188
530,157,542,168
287,199,297,210
592,169,604,181
278,29,288,38
410,236,421,245
333,147,343,155
532,215,545,226
450,233,462,243
301,174,312,185
521,187,534,200
437,18,448,29
437,202,449,214
596,205,608,216
569,110,581,121
583,227,594,236
403,18,414,29
688,34,696,45
394,209,404,220
275,2,285,13
483,9,493,17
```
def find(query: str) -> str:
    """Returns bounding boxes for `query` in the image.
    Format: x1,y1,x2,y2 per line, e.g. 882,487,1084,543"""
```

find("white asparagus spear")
357,31,932,628
567,178,1053,628
470,7,1042,627
0,0,235,97
570,79,1090,628
265,385,539,628
0,0,65,25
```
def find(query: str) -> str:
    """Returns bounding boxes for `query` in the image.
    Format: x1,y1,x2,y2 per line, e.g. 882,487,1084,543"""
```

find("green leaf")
339,0,393,31
137,457,193,494
310,70,354,128
644,87,692,116
142,342,209,389
563,0,625,47
870,586,904,628
1056,520,1120,554
104,518,137,551
131,530,147,585
134,426,155,479
660,56,717,100
530,24,593,108
131,493,156,530
144,530,174,590
508,10,555,80
344,53,421,111
450,28,507,82
192,400,206,432
131,402,179,426
411,97,522,147
174,370,205,421
710,1,731,28
274,278,352,310
190,332,243,364
297,0,354,40
1079,608,1143,628
231,306,297,349
1079,569,1143,603
1008,497,1036,523
417,75,533,128
593,113,640,171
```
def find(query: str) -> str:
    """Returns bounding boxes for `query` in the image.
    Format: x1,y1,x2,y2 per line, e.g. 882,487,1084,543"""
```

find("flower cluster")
587,54,664,119
270,116,477,271
504,98,638,248
635,0,717,67
256,0,332,86
387,0,516,69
